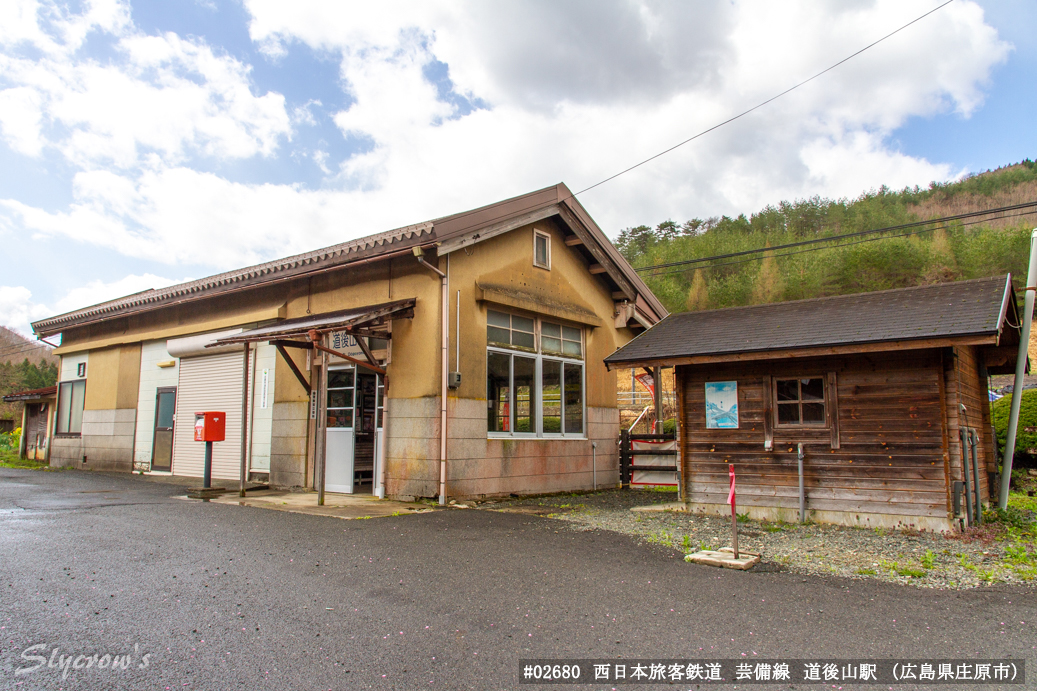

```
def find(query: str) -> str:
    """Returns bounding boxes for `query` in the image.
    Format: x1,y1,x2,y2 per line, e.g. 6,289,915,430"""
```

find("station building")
32,184,666,500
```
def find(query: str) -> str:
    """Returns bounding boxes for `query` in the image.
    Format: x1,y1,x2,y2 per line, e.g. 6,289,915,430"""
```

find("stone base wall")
270,401,308,488
384,396,621,501
51,409,136,472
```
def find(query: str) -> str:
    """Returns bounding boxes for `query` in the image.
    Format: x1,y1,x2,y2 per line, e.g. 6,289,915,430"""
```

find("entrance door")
353,373,378,493
325,368,355,493
151,387,176,472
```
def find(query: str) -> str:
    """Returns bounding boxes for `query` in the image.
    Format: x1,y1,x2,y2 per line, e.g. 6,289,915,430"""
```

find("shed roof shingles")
605,275,1012,364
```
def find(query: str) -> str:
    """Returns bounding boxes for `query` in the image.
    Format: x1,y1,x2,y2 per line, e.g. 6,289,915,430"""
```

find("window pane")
512,315,534,334
487,310,511,328
513,356,536,433
487,326,510,345
69,381,85,434
802,403,825,423
512,330,535,349
535,235,549,266
542,322,561,338
542,360,562,433
327,410,353,428
328,369,354,388
562,340,582,357
156,392,175,428
542,336,562,354
801,378,824,400
57,382,72,434
562,326,581,342
776,379,798,401
777,402,800,424
487,352,510,432
328,389,352,408
563,363,583,434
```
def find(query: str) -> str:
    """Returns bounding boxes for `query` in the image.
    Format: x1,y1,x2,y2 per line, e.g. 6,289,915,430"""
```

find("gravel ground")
477,488,1037,590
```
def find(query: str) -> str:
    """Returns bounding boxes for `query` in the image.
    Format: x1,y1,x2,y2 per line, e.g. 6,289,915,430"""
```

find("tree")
752,246,784,303
685,270,709,311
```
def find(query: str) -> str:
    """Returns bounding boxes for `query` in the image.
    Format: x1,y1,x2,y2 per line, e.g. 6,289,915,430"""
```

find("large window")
56,380,86,435
775,377,826,426
487,309,584,437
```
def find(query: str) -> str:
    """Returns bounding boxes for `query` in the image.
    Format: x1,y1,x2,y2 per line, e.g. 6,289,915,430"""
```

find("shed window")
775,378,826,426
533,230,551,270
56,380,86,435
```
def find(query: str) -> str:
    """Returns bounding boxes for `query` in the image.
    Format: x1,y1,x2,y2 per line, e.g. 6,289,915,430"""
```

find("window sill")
488,434,588,441
54,433,81,439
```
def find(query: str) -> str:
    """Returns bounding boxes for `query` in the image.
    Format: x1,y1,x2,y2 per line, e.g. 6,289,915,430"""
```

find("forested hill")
618,160,1037,313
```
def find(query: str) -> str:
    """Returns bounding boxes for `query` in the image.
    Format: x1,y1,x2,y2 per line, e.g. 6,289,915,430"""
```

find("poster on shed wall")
705,381,738,429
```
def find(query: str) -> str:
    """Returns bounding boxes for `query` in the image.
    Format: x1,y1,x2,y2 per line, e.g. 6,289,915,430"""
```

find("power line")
0,342,56,361
634,200,1037,273
423,1,955,238
642,208,1037,277
574,0,955,198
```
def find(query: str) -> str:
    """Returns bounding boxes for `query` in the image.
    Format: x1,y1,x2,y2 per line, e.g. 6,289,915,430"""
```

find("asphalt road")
0,468,1034,691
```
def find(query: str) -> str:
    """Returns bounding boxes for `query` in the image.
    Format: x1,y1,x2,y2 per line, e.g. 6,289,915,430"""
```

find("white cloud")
0,273,185,337
0,0,1015,296
0,0,291,168
54,272,185,314
0,285,52,337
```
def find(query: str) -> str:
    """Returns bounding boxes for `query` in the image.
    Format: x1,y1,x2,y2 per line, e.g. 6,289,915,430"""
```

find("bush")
991,389,1037,461
0,427,20,452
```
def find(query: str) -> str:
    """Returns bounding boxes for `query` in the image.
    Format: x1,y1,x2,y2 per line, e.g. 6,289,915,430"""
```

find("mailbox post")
194,412,226,489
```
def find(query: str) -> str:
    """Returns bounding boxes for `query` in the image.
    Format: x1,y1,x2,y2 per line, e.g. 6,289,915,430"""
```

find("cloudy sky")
0,0,1033,337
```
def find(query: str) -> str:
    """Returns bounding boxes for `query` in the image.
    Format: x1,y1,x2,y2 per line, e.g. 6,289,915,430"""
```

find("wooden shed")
605,276,1023,532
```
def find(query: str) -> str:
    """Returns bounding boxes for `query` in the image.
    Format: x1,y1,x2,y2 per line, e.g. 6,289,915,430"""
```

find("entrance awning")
210,298,415,345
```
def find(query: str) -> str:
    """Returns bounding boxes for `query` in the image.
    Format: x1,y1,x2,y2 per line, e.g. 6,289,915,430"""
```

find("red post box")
194,412,226,442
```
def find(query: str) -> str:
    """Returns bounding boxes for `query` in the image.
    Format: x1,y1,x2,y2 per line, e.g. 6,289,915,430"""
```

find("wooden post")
316,339,329,506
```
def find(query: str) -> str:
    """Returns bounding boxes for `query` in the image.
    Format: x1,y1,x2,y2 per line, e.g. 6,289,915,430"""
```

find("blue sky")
0,0,1031,336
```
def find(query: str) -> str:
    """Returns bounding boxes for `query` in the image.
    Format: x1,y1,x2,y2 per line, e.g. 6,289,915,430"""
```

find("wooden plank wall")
944,345,993,502
680,350,951,520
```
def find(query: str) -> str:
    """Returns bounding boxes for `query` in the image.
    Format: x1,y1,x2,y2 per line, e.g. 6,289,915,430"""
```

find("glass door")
325,367,355,493
151,387,176,471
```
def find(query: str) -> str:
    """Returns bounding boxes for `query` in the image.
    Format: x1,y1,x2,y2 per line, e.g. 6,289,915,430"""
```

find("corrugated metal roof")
605,275,1016,365
32,183,666,336
213,299,415,343
2,385,57,401
31,220,434,335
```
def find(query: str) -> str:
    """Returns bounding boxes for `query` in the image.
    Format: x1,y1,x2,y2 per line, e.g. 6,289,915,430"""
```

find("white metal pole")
1000,230,1037,509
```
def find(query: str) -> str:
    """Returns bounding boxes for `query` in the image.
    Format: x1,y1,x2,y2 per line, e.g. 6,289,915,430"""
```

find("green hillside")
619,160,1037,312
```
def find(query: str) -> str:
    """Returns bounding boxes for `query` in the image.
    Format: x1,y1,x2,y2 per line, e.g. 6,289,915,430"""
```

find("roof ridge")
668,274,1010,319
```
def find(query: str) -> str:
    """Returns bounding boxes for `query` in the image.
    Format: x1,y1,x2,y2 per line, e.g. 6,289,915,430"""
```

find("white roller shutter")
172,351,244,480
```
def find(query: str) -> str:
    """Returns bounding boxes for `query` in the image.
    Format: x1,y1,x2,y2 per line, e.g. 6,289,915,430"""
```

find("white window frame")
486,310,586,439
56,379,86,436
533,229,551,270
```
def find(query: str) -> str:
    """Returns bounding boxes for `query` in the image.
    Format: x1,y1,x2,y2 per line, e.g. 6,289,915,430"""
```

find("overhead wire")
641,208,1037,277
635,200,1037,273
411,1,956,238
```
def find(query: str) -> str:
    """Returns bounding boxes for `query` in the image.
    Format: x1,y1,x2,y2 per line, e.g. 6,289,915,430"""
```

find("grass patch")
920,550,936,569
0,450,51,470
896,566,927,579
855,567,877,576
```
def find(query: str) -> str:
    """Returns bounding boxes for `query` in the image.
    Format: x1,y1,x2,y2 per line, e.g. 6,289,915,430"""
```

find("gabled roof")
605,275,1019,367
32,184,666,337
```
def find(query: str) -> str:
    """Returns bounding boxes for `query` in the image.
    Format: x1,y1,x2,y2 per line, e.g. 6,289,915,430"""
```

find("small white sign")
260,369,269,409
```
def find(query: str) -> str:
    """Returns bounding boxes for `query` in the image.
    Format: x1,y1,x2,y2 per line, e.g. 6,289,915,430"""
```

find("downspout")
414,247,449,505
239,342,250,498
1000,229,1037,509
